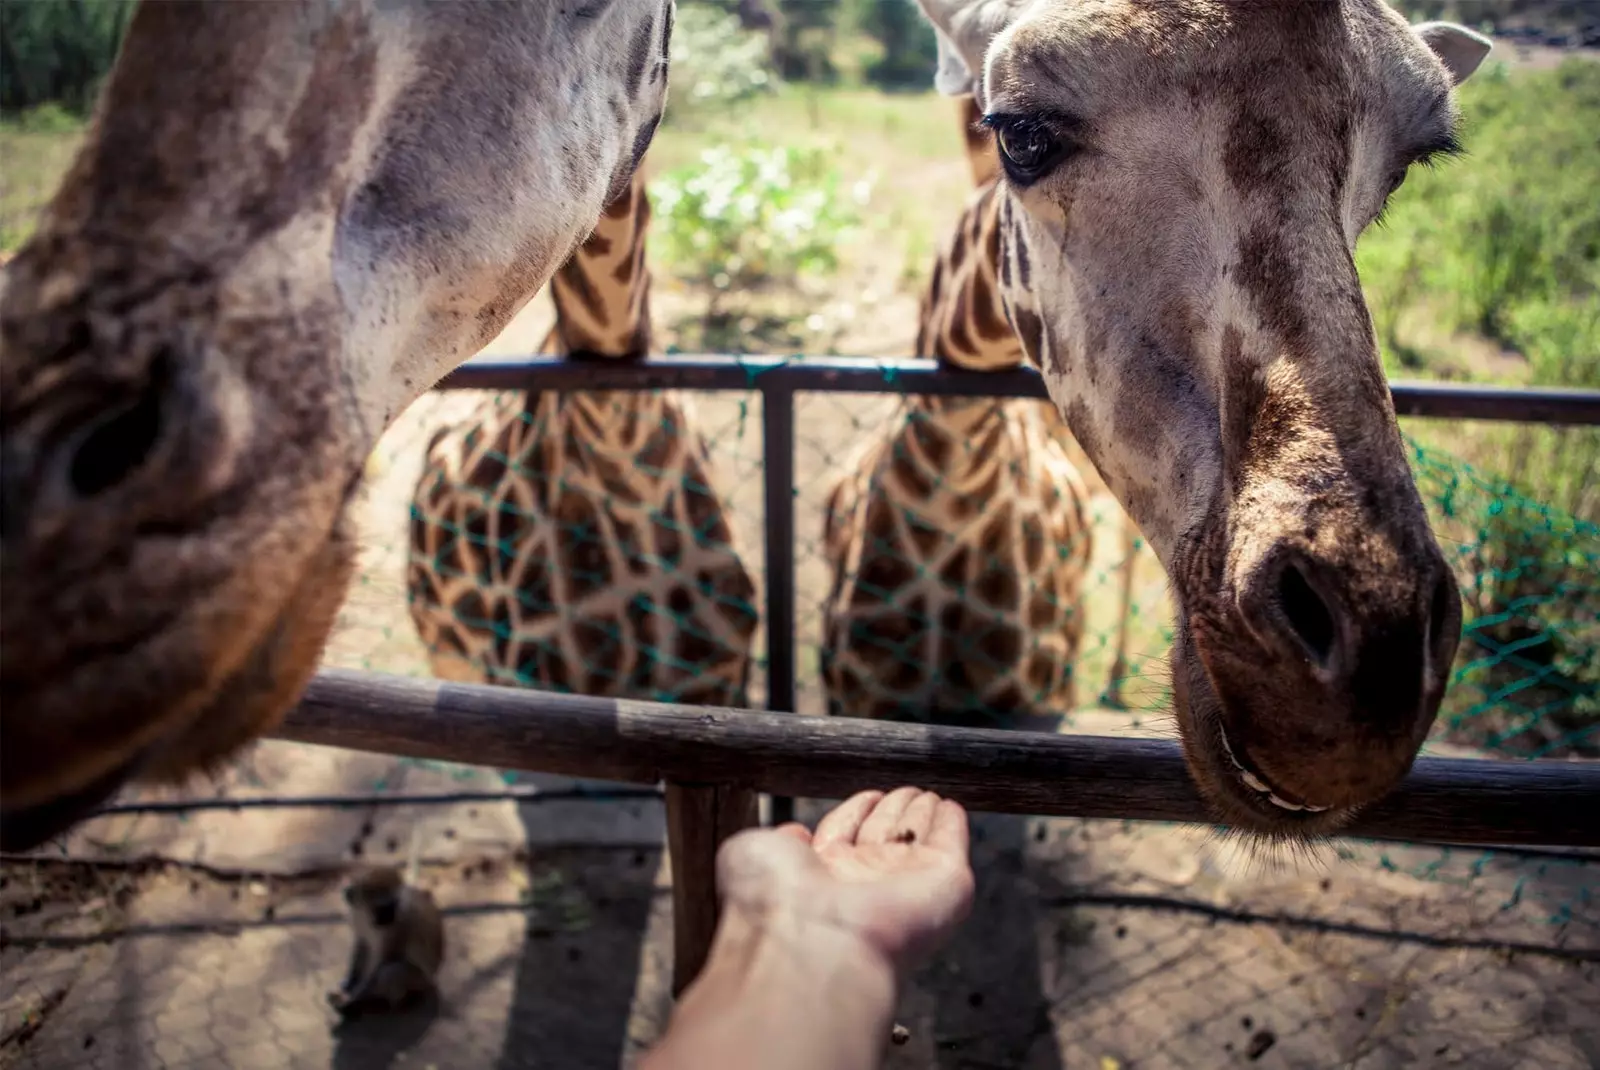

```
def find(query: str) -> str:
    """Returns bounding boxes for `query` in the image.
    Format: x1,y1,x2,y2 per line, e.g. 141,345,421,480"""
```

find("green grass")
0,104,84,253
1357,58,1600,531
1356,57,1600,393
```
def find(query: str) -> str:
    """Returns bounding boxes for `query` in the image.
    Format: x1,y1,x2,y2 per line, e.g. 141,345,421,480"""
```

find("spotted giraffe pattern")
819,97,1147,727
819,169,1093,729
936,97,1143,705
406,175,759,706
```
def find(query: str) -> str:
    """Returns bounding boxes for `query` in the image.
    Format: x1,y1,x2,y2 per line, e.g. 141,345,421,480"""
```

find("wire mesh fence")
3,366,1597,1069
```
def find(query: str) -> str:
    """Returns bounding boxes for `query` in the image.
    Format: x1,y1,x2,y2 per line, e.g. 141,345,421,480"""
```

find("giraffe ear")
932,25,976,97
1412,21,1492,85
914,0,1020,100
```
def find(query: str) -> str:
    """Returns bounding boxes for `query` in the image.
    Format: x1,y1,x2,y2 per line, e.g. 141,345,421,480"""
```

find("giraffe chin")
0,515,356,855
1170,618,1359,841
0,750,147,855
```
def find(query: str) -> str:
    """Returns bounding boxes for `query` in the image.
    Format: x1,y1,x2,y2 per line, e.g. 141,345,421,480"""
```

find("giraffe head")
0,0,675,851
918,0,1490,836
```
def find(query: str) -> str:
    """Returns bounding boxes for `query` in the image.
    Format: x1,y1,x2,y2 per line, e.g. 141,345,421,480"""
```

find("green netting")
1412,437,1600,759
377,378,1598,763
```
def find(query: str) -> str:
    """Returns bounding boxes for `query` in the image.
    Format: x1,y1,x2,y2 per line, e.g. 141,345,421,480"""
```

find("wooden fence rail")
277,669,1600,992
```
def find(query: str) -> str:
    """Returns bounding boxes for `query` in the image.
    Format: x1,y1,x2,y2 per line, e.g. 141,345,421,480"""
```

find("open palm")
716,787,975,974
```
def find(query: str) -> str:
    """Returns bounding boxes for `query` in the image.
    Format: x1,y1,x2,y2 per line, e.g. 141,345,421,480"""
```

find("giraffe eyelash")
1411,128,1464,169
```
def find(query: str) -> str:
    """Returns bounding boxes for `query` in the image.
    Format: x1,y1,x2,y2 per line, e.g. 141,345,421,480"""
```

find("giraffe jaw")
0,751,146,853
0,506,357,854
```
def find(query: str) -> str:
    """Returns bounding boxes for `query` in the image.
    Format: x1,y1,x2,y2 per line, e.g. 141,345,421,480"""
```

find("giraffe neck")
907,175,1038,477
529,172,663,434
542,175,654,360
916,180,1024,375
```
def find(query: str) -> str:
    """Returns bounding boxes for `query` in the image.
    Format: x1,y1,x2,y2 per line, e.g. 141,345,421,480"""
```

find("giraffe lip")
1214,726,1333,814
1173,612,1348,828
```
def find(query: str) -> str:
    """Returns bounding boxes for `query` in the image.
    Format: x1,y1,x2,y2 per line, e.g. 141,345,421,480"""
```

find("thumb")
715,823,822,901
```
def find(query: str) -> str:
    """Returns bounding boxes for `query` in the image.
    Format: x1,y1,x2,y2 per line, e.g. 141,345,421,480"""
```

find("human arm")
640,787,975,1070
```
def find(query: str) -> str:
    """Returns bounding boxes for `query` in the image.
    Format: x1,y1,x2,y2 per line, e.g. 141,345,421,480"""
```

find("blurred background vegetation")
1,0,1596,754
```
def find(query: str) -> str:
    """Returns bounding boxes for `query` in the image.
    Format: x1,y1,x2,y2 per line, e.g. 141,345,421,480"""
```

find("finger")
773,822,813,845
812,790,885,851
894,790,940,845
858,785,923,844
926,798,970,856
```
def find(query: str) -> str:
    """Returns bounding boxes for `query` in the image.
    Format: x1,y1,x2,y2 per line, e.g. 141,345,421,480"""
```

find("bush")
1356,59,1600,372
651,143,865,293
664,3,777,126
650,142,869,351
0,0,132,114
773,0,841,82
855,0,939,89
1418,442,1600,757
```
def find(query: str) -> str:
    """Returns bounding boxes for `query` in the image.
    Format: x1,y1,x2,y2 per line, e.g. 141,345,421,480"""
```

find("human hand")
715,787,975,975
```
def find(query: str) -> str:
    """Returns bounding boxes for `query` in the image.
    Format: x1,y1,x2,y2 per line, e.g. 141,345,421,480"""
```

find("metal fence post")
763,380,798,827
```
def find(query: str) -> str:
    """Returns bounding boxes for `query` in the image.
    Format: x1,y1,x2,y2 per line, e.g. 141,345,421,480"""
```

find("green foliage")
1357,59,1600,379
853,0,939,89
1417,441,1600,756
0,0,132,114
1355,59,1600,756
651,141,869,352
664,3,777,126
774,0,841,81
651,143,865,292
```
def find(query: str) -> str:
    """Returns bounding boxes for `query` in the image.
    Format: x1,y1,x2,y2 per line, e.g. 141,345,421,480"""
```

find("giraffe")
0,0,677,851
405,172,759,707
953,92,1144,712
0,0,1492,850
819,142,1148,729
907,0,1490,836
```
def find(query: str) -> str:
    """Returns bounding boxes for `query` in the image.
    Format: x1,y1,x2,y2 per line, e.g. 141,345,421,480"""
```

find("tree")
858,0,938,89
1,0,132,114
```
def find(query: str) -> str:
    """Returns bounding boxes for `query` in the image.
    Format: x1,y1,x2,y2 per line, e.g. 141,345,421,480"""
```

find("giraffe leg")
1100,521,1138,709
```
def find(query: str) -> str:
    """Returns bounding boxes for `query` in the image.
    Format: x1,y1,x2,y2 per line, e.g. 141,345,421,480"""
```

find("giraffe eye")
1384,167,1408,198
987,116,1068,185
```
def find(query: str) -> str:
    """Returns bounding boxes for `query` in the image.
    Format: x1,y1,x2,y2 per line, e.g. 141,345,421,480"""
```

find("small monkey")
328,828,443,1016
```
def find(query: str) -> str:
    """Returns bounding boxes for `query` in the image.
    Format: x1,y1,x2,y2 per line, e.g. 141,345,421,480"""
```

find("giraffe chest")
818,401,1094,726
404,389,758,704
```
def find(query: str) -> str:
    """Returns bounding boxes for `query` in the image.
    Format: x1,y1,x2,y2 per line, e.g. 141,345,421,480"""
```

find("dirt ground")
4,782,1597,1070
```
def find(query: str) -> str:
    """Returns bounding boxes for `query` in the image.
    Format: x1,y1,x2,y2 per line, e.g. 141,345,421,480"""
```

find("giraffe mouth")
1215,726,1333,814
1171,614,1354,835
0,492,359,854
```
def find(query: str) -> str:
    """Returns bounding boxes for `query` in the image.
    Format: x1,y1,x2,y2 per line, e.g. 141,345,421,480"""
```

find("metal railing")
432,353,1600,818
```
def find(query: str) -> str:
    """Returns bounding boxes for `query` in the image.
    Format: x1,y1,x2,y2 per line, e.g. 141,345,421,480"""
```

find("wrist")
716,898,898,998
650,901,898,1070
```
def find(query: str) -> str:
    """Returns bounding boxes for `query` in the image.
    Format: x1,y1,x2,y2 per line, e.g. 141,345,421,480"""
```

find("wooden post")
665,781,759,997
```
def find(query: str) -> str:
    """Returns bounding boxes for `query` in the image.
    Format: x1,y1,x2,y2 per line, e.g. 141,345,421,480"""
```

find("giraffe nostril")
66,355,169,499
1278,561,1337,666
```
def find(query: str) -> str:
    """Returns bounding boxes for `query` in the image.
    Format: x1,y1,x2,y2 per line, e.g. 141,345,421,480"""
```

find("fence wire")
3,377,1596,1069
